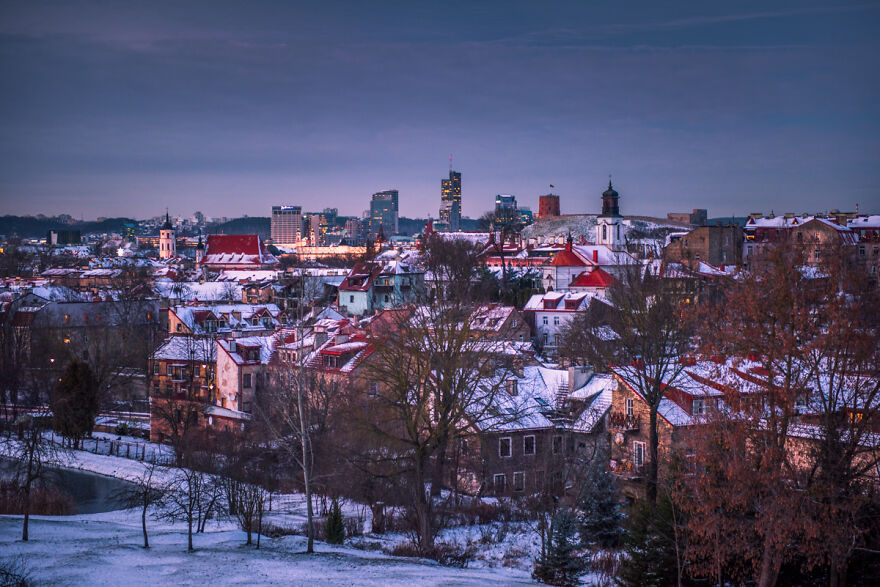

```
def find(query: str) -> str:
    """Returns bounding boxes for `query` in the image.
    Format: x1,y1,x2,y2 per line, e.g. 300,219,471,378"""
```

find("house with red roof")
540,236,635,292
200,234,279,272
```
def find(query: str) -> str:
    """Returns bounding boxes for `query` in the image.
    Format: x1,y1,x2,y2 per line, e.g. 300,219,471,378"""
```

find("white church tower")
595,179,623,250
159,211,176,259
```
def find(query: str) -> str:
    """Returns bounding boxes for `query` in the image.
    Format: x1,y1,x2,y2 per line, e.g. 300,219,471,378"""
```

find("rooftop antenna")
449,154,453,172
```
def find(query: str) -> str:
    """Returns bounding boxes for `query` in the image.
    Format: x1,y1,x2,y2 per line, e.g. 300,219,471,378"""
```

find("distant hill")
208,217,271,239
0,216,137,239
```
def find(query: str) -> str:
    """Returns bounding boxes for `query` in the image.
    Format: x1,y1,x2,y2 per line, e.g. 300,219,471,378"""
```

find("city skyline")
2,1,878,219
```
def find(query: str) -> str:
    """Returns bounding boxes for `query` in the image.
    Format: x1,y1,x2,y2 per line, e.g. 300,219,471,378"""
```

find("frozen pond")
1,459,136,514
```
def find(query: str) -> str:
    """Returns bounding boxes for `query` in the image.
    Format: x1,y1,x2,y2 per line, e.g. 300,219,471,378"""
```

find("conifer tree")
532,509,587,586
324,498,345,545
51,360,98,448
577,446,622,549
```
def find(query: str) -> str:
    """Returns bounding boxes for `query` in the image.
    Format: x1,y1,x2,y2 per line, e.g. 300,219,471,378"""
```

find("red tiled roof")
549,242,589,267
201,235,278,267
570,268,614,288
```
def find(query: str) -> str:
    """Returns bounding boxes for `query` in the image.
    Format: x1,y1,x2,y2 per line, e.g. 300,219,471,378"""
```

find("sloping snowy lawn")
0,510,535,585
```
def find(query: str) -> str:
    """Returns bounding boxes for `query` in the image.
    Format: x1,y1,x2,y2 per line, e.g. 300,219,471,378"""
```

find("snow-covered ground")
1,446,541,584
0,511,534,585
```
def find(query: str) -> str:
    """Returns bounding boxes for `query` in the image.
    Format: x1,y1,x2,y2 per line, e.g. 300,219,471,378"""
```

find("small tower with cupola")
159,211,176,259
596,179,623,249
195,230,205,264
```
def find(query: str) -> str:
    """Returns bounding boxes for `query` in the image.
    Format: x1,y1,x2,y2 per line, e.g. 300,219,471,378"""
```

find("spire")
162,209,173,230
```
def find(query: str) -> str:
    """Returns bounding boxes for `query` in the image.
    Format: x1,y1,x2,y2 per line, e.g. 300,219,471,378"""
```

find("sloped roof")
201,235,278,267
570,268,614,288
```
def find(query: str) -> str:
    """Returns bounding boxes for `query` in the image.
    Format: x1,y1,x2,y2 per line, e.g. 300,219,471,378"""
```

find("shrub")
114,422,130,436
387,541,476,568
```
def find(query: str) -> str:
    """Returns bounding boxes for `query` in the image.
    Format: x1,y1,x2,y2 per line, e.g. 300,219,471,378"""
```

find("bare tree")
420,234,482,302
114,463,166,548
161,458,220,551
259,366,340,553
558,264,696,503
359,303,520,550
8,411,64,541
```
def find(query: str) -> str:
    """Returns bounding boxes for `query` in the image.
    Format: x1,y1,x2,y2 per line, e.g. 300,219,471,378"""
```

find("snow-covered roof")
201,234,279,267
218,335,279,365
152,337,216,362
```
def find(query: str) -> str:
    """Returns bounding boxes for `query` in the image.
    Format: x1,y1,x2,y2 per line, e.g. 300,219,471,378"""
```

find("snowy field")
0,512,535,585
1,446,541,585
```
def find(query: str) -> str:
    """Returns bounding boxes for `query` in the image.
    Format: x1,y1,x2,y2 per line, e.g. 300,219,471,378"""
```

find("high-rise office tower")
493,194,520,229
439,170,462,232
271,205,303,244
370,190,399,237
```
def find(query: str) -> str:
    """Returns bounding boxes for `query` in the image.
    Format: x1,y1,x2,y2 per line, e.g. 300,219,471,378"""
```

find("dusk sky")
1,1,878,221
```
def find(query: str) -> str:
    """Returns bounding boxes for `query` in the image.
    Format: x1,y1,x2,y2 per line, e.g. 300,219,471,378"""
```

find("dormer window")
506,379,518,396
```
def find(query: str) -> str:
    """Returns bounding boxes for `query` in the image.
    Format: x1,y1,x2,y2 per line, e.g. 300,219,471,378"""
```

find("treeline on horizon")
0,215,486,240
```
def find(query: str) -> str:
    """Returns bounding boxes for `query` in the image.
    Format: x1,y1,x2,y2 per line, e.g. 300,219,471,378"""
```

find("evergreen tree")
533,509,588,586
51,360,99,448
617,494,689,587
577,445,622,549
324,498,345,545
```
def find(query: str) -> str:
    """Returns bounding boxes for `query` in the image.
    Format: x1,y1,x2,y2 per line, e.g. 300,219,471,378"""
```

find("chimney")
568,365,592,393
593,250,598,263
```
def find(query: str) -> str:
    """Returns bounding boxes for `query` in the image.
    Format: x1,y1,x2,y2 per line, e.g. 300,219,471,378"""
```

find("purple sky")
1,1,878,220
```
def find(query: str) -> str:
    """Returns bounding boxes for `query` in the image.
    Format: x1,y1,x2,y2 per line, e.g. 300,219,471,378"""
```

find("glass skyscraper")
439,170,461,232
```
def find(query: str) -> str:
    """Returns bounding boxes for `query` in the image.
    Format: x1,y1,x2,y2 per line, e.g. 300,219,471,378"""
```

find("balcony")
608,411,640,431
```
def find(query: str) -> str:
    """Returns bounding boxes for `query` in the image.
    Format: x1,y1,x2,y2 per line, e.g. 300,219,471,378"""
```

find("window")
153,362,159,375
859,246,866,256
350,295,354,303
518,334,524,342
368,381,379,398
553,316,559,326
542,316,548,325
512,319,517,328
602,224,607,240
552,435,563,455
499,437,512,458
513,472,525,492
493,474,506,493
693,399,706,415
506,379,518,395
384,294,389,302
523,435,535,455
243,374,252,388
166,364,173,377
633,441,646,468
625,397,634,418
